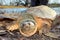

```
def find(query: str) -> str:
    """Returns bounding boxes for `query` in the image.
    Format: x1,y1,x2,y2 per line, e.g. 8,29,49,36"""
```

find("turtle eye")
22,23,26,27
28,23,30,25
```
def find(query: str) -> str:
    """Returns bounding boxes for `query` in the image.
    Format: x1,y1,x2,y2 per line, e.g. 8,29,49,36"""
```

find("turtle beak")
19,20,37,37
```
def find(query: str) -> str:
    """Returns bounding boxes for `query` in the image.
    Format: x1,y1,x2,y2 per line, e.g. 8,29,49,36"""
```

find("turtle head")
19,19,37,37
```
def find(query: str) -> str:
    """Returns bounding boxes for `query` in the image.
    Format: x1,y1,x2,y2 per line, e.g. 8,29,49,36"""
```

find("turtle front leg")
6,23,19,31
38,19,52,36
39,23,50,36
39,20,59,38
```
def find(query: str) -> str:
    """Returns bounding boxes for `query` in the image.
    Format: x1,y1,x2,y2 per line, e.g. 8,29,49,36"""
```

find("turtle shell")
26,5,57,20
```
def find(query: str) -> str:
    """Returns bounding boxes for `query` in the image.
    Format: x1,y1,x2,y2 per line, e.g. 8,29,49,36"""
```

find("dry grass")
0,6,26,8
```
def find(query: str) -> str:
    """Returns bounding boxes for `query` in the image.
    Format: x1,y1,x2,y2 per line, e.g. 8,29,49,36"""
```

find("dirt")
0,31,41,40
0,30,59,40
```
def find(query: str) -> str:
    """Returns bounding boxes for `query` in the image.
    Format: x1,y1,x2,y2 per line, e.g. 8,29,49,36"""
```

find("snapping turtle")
0,5,58,38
